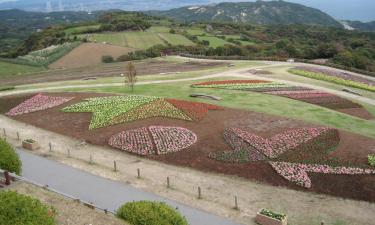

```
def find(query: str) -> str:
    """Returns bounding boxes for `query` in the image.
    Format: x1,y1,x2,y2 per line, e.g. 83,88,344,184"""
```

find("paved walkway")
17,149,241,225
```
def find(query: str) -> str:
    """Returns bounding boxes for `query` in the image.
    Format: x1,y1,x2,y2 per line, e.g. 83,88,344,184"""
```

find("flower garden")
62,95,221,129
108,126,197,155
290,66,375,92
6,93,74,116
192,80,370,118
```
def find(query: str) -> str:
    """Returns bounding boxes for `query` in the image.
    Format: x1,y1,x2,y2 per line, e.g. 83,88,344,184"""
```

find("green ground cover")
197,36,231,48
0,61,44,77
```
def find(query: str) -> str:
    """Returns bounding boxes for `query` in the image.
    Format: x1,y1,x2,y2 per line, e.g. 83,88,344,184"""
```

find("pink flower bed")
268,91,334,99
270,162,375,188
230,127,331,158
6,93,74,116
108,126,197,155
108,127,154,156
149,126,197,154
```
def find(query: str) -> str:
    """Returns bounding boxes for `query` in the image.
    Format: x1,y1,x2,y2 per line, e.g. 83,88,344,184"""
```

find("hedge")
0,191,56,225
117,201,189,225
0,138,22,174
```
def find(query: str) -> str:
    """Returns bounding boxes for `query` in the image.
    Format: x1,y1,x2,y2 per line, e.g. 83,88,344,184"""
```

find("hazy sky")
0,0,374,21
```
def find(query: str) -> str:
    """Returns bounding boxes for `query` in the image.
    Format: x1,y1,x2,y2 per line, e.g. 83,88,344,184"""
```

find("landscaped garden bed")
1,92,375,202
255,209,287,225
290,66,375,92
192,80,373,119
22,139,40,151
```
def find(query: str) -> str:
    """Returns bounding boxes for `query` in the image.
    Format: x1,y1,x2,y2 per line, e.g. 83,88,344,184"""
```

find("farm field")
50,43,134,69
82,30,194,49
0,61,44,77
197,36,231,48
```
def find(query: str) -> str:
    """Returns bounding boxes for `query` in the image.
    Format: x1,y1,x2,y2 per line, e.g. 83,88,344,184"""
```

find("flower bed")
149,126,197,154
210,127,335,163
108,126,197,155
62,96,221,129
193,80,271,86
166,99,222,120
270,162,375,188
108,127,154,155
6,93,73,116
192,81,289,90
290,68,375,92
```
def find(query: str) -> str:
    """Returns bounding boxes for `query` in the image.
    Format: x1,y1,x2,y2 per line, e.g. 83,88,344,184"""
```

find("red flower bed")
193,80,270,86
166,99,222,121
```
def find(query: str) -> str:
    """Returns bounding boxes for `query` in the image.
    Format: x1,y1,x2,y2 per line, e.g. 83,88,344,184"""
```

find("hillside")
147,1,342,27
342,20,375,32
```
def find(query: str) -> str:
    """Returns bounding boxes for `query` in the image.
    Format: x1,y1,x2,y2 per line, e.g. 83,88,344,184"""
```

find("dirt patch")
0,60,227,86
50,43,134,69
8,181,127,225
2,92,375,202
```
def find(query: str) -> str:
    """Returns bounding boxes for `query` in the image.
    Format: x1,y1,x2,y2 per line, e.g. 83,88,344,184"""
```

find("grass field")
64,25,101,35
158,33,195,46
0,61,44,77
82,30,194,49
197,36,231,48
185,29,207,36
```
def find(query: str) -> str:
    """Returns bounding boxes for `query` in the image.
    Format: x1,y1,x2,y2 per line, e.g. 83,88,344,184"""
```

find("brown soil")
0,60,227,86
2,92,375,202
50,43,134,69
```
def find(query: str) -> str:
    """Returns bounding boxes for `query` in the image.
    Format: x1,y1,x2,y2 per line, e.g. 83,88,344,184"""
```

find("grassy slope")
158,33,195,46
197,36,231,48
0,61,44,77
60,76,375,138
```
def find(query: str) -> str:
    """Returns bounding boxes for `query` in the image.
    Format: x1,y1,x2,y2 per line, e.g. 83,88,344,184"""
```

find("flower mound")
270,162,375,188
62,96,221,129
108,127,154,156
6,93,73,116
149,126,197,154
108,126,197,155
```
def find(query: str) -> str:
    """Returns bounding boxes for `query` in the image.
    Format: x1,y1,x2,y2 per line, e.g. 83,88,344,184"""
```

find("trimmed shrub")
117,201,189,225
0,191,56,225
0,138,22,174
102,55,114,63
0,86,15,92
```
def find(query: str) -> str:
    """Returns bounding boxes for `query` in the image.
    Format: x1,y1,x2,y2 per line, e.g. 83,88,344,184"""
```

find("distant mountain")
341,20,375,32
147,1,343,27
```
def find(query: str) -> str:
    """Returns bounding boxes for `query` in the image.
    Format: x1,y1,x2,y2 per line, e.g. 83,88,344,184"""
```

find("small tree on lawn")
125,62,137,92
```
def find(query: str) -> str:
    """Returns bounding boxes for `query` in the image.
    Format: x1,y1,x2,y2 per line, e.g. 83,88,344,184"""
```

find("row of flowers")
192,82,289,90
230,127,332,159
6,93,74,116
193,80,271,86
270,161,375,188
290,68,375,92
108,126,197,155
268,91,335,99
62,95,221,129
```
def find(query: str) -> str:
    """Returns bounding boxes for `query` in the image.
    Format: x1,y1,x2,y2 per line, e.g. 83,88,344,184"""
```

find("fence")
0,127,241,211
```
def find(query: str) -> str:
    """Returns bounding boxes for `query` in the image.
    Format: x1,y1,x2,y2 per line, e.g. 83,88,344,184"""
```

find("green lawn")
158,33,195,46
59,77,375,139
197,36,231,48
0,61,44,77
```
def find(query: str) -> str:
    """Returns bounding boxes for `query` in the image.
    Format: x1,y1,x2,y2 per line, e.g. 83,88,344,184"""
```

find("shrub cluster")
0,138,22,174
369,154,375,167
116,201,189,225
0,191,56,225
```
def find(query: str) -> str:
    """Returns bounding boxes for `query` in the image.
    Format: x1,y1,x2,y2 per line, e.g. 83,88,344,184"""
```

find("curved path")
1,60,374,106
17,149,241,225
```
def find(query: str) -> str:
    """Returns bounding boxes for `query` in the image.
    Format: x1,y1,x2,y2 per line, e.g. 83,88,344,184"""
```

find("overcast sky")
0,0,374,21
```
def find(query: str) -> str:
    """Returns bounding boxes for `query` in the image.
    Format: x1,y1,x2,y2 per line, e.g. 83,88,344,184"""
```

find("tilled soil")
1,92,375,202
0,60,227,86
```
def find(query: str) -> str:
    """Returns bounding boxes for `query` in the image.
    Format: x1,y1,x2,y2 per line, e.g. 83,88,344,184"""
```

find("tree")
125,62,137,92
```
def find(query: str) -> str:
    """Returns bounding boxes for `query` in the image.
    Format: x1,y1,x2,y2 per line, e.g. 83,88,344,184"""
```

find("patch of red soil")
166,98,222,120
1,92,375,202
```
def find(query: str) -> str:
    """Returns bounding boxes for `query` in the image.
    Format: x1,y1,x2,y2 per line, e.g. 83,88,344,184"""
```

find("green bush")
0,86,15,92
102,55,114,63
368,154,375,167
260,209,286,221
0,138,22,174
117,201,189,225
0,191,56,225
